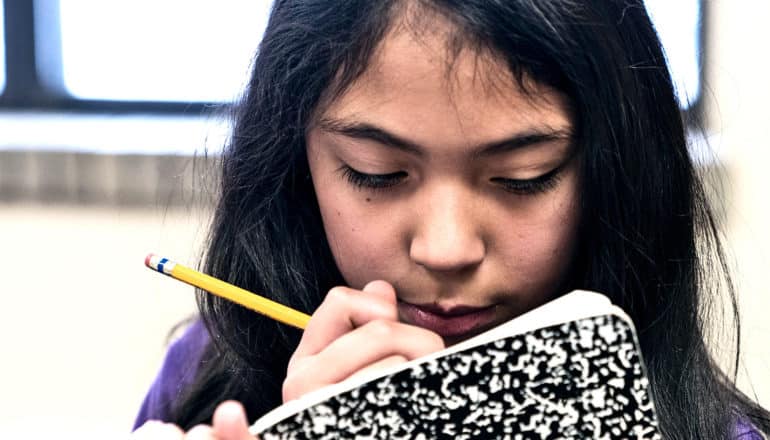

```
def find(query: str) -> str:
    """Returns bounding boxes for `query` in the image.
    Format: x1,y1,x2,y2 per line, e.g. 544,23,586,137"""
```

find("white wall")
0,1,768,438
707,1,770,404
0,205,203,438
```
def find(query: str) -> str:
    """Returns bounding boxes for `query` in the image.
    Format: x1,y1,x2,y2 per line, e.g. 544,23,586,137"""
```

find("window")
56,0,270,103
0,0,272,110
1,1,703,111
0,1,710,205
645,0,702,108
0,1,270,157
0,0,5,94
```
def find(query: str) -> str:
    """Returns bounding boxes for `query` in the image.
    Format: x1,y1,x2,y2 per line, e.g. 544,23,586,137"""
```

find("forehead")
318,18,571,144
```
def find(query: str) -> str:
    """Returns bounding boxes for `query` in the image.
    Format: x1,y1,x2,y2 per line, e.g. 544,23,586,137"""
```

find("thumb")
211,401,255,440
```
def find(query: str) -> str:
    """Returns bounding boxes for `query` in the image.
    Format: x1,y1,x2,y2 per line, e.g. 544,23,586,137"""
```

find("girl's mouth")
397,301,498,339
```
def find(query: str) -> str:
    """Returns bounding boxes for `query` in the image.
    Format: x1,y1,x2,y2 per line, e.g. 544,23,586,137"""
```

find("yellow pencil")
144,253,310,330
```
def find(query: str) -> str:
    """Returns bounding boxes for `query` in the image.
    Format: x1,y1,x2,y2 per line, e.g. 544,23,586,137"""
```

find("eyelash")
339,166,407,190
490,166,563,196
339,165,563,195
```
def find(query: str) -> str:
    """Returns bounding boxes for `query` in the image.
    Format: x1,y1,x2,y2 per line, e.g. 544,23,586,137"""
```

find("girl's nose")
408,187,485,273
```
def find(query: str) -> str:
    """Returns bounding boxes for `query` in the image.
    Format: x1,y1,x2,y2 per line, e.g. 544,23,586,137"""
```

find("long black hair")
171,1,770,437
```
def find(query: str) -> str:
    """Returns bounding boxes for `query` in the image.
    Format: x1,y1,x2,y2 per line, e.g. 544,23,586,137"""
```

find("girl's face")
306,25,580,345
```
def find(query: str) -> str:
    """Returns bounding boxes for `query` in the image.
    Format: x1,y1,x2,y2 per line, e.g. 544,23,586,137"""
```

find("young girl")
133,0,769,438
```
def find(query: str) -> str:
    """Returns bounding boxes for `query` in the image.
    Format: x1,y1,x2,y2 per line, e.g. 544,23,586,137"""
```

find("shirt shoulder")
133,319,210,430
735,418,766,439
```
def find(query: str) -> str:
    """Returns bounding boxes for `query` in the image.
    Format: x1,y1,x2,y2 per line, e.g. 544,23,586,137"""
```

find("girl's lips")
398,301,497,338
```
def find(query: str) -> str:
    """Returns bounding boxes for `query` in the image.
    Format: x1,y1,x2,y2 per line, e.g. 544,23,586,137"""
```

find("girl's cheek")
324,213,405,288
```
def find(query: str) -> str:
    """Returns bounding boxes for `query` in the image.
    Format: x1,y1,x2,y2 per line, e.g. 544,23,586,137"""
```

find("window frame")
1,0,707,119
0,0,214,114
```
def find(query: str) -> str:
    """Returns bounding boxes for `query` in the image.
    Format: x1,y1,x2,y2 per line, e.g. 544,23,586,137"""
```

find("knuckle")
282,360,314,401
325,286,351,303
185,424,213,438
282,374,301,402
392,354,409,364
427,331,446,350
364,319,397,338
286,352,301,371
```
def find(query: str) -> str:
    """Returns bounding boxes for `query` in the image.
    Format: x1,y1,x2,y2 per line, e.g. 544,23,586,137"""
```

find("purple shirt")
134,320,764,438
134,320,210,429
736,422,765,440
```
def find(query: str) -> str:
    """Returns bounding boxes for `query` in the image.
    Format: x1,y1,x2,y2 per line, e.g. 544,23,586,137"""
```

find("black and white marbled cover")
257,314,660,439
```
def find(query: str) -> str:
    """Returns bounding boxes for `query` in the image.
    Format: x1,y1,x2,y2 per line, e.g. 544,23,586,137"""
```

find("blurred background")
0,1,767,438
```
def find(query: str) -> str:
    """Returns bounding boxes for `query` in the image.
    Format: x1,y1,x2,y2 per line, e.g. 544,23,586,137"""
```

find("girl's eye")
491,166,562,196
339,165,407,190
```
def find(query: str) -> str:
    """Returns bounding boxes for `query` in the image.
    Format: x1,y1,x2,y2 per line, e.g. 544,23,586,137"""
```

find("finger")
184,424,214,439
346,354,409,382
317,319,443,370
132,421,184,438
212,400,254,440
284,320,443,400
361,279,398,299
290,281,398,364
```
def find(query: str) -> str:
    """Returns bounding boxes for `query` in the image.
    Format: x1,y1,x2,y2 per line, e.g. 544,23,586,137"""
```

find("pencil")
144,253,310,330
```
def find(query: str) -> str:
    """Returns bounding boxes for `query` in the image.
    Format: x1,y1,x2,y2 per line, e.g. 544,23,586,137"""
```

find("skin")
131,401,253,440
132,13,580,439
288,22,580,399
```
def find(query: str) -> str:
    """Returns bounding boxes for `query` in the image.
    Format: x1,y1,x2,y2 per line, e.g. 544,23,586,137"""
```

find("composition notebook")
249,290,661,439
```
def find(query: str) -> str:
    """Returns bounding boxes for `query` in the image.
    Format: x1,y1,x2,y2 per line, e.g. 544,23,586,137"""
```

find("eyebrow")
317,118,572,157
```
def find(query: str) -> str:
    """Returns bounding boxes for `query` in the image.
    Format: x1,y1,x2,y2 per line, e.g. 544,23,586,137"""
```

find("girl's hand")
283,280,445,402
131,401,256,439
